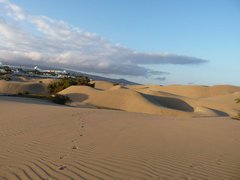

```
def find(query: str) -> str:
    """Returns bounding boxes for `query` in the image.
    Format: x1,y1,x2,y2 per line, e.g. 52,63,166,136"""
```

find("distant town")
0,61,139,85
0,61,70,79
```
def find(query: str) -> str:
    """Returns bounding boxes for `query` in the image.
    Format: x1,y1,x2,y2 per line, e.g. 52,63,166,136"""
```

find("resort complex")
0,62,69,79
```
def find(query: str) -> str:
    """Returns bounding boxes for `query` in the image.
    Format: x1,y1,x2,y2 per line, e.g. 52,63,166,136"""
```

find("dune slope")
0,80,48,95
60,86,193,116
60,82,240,117
128,84,240,98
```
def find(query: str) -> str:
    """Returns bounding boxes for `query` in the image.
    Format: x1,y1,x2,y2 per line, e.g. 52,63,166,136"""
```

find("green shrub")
47,76,94,94
17,91,29,96
51,94,70,104
0,75,11,81
113,82,120,86
23,91,29,95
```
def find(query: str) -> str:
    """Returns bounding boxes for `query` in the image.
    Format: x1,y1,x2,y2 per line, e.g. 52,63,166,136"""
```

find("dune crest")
128,84,240,98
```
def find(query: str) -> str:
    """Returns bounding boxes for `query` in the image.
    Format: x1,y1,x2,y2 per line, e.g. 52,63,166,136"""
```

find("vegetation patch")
113,82,120,86
51,94,70,104
0,75,11,81
17,91,29,96
47,76,95,94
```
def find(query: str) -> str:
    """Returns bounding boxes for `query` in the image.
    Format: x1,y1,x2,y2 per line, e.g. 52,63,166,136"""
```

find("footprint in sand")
71,139,77,142
72,145,78,150
216,159,223,165
79,117,85,136
71,112,86,140
59,165,67,170
60,154,68,159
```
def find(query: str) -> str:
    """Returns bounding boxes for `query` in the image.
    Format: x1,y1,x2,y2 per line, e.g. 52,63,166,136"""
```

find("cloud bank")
155,77,167,81
0,0,207,77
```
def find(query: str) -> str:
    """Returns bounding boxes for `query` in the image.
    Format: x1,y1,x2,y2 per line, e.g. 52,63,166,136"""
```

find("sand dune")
131,86,240,117
60,85,192,116
198,92,240,117
0,96,240,179
0,80,48,95
92,80,115,90
59,82,240,117
0,77,55,95
128,84,240,98
0,78,239,117
10,76,55,84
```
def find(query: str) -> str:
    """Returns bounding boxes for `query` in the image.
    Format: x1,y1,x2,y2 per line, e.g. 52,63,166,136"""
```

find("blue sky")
0,0,240,85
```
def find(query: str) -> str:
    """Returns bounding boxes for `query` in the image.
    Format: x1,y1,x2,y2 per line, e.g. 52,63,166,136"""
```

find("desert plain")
0,78,240,179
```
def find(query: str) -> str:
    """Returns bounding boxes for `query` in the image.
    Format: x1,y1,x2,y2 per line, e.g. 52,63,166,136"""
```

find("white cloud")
0,0,25,20
0,1,208,77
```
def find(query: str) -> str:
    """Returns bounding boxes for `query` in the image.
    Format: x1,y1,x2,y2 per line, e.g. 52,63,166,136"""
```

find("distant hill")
66,70,140,85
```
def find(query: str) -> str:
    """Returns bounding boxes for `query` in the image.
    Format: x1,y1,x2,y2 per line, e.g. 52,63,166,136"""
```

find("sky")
0,0,239,85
